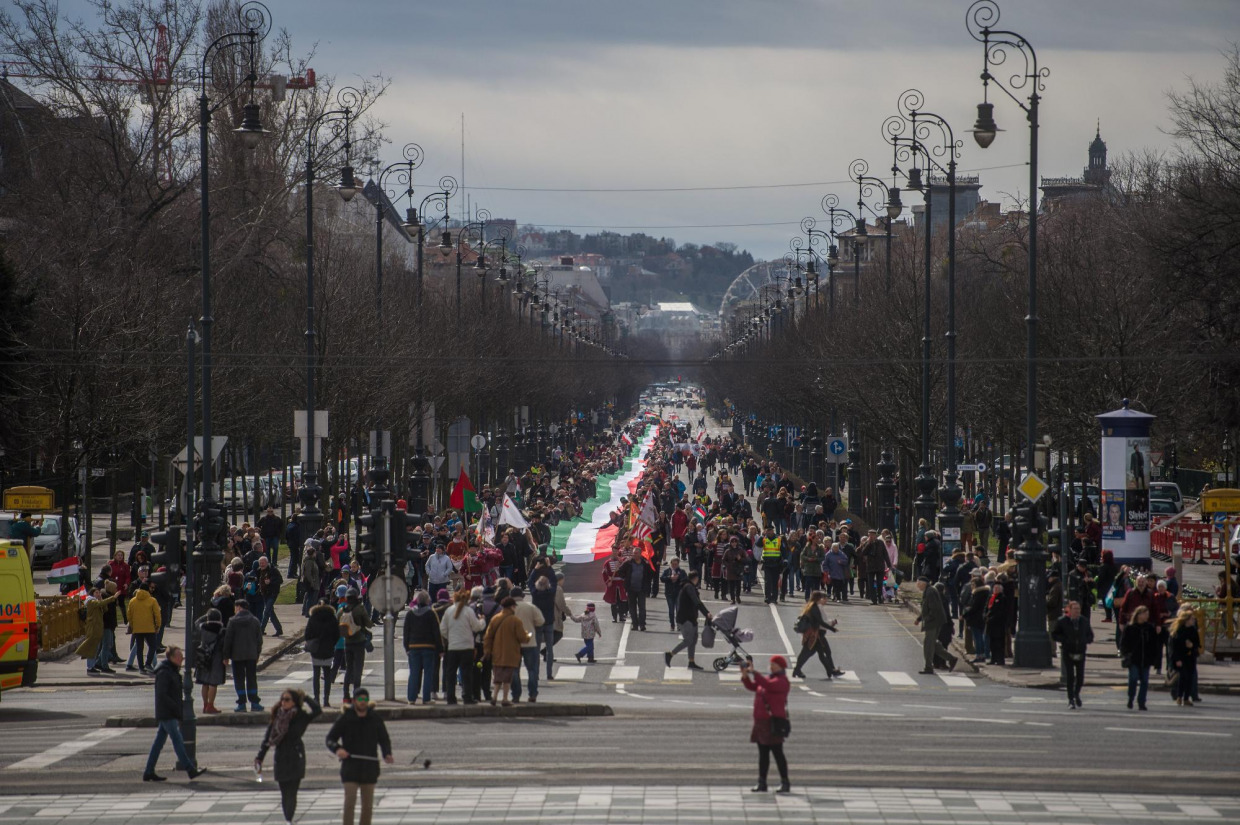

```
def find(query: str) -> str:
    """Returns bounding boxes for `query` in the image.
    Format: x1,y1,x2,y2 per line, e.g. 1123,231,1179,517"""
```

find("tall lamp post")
404,175,455,518
882,107,943,540
449,210,490,321
899,88,964,556
299,86,362,544
188,0,271,765
473,229,511,310
968,0,1053,668
823,193,867,513
849,158,903,294
372,143,424,318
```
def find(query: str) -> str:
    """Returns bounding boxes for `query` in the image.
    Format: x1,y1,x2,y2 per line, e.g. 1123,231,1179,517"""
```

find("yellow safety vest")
762,537,782,560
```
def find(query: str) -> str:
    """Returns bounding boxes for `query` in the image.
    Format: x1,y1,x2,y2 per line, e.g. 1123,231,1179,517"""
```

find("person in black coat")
142,646,205,782
257,688,322,823
325,688,393,825
304,599,342,706
1051,600,1095,709
791,590,843,678
984,584,1009,666
1120,605,1160,711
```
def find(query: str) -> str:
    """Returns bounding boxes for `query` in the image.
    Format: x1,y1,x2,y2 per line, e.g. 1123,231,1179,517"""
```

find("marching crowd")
71,402,1222,818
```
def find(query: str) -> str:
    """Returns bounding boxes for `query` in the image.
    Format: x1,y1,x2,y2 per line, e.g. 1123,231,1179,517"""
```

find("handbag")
761,694,791,738
1165,669,1180,689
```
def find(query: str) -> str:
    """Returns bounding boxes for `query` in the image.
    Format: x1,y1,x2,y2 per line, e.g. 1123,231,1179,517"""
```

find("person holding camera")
740,655,791,794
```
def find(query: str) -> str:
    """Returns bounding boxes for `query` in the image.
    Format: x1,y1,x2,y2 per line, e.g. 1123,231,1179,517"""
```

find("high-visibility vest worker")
762,536,782,561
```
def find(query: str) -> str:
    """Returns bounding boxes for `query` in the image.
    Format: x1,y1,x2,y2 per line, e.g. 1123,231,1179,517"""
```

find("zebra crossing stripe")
878,671,918,686
275,670,313,685
554,665,587,681
608,665,640,682
937,673,975,688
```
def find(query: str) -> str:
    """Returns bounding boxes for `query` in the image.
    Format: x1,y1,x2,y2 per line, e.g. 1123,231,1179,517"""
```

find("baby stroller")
701,604,754,672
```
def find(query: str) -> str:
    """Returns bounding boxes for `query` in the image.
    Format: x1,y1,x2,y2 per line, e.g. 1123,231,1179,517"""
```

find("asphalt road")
3,406,1239,805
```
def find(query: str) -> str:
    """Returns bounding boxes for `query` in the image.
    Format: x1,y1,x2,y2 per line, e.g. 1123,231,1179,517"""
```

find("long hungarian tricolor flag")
692,503,709,523
449,468,483,513
47,557,80,585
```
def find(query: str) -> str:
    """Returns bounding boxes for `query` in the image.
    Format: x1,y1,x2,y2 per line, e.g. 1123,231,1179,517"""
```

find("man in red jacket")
671,503,690,559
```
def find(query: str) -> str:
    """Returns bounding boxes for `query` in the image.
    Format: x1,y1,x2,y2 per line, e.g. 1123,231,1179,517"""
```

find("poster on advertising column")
1101,490,1126,541
1125,437,1151,532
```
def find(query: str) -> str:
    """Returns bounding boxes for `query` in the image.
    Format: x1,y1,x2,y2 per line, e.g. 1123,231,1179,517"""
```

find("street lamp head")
793,275,804,295
234,102,268,149
474,254,487,272
496,266,509,283
402,207,422,232
856,217,868,237
972,101,1000,148
886,186,904,220
513,276,524,294
906,167,924,191
805,257,817,277
337,165,358,202
827,244,840,267
438,230,453,256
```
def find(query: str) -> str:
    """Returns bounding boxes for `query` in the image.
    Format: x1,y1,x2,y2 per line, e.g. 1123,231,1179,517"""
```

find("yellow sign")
2,486,55,512
1201,488,1240,515
1018,473,1049,503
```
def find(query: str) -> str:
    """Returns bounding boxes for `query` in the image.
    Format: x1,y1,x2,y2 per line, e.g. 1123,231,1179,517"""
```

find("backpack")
338,607,359,638
792,613,812,634
195,634,218,670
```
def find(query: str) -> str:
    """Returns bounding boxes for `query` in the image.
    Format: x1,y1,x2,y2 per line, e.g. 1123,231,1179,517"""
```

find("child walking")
572,603,603,663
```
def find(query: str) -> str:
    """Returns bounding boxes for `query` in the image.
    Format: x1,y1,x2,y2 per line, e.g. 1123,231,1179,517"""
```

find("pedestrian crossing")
264,662,975,690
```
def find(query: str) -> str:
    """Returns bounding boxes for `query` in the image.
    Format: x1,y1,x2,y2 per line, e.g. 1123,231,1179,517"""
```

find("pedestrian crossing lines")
589,663,975,688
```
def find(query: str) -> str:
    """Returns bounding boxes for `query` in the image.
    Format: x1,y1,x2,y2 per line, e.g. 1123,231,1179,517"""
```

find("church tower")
1083,122,1111,186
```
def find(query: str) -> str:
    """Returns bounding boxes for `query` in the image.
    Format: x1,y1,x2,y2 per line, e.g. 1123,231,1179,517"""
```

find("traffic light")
194,500,227,551
389,508,409,577
357,511,379,572
149,524,182,596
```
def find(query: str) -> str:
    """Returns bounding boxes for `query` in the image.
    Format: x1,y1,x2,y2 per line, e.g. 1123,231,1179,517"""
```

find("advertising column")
1096,401,1156,567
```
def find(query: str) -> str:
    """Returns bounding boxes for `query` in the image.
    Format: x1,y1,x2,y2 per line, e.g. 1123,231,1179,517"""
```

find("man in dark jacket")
861,530,889,605
325,687,393,825
914,577,958,674
258,507,285,567
665,571,712,669
1052,600,1094,709
531,576,559,679
222,600,264,712
660,557,688,631
142,646,205,781
617,553,649,631
254,556,284,637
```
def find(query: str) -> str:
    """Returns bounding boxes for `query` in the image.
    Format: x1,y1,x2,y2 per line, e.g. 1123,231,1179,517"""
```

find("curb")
104,702,614,727
257,630,305,672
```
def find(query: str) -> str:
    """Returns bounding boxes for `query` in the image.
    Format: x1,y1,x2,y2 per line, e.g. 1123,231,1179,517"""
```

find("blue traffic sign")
1215,513,1228,529
828,438,847,456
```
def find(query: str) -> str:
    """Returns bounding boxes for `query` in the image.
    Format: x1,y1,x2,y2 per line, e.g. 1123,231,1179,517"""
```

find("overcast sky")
76,0,1240,259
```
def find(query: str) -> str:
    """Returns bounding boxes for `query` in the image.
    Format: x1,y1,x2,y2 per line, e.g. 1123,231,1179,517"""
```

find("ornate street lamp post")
968,0,1053,668
299,86,363,543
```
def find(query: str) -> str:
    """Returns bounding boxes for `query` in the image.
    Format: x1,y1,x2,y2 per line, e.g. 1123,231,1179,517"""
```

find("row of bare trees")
0,0,646,515
703,48,1240,509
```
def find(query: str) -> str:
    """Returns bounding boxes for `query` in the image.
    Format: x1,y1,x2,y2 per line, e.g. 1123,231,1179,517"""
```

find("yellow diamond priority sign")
1018,473,1049,503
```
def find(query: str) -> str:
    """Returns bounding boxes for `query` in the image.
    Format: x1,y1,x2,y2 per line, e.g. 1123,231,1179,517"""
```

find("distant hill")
518,226,755,310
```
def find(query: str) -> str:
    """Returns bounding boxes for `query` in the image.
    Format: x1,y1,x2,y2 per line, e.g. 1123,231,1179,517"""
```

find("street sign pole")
381,500,395,703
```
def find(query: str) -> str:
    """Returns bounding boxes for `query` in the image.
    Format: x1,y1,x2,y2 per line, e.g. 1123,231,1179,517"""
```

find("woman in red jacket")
740,654,791,794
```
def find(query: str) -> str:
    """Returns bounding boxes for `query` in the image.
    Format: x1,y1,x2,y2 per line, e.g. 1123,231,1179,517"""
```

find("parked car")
1149,498,1181,518
1149,481,1183,512
0,513,79,568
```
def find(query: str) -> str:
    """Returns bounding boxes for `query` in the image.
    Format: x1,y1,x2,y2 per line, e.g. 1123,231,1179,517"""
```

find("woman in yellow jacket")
127,586,163,674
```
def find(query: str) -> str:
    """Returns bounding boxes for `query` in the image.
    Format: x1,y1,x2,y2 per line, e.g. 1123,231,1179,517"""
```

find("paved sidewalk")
897,584,1240,694
36,589,306,688
2,786,1237,824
